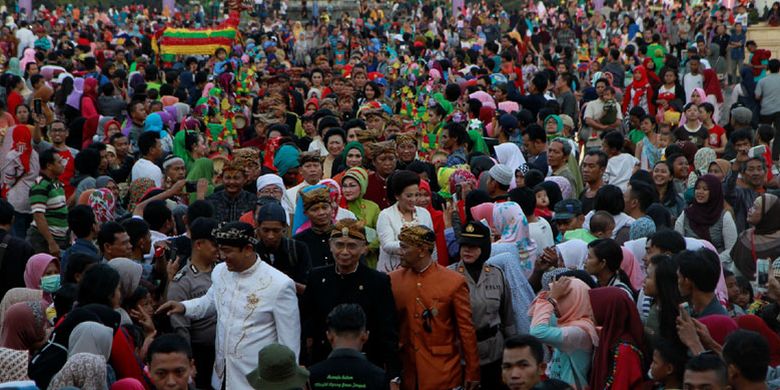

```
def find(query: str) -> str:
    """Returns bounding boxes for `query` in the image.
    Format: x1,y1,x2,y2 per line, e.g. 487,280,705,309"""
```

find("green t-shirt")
564,228,597,243
646,43,668,71
627,129,647,145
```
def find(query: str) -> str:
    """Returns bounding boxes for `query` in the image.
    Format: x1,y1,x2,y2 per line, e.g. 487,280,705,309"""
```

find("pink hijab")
529,277,599,346
19,48,36,74
620,246,645,292
469,90,496,109
470,203,495,227
23,254,58,290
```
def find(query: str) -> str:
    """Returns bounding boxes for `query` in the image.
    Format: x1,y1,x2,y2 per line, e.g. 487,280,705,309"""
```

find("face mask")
40,274,61,293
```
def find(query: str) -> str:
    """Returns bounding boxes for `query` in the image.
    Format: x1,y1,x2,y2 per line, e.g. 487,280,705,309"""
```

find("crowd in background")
2,0,780,388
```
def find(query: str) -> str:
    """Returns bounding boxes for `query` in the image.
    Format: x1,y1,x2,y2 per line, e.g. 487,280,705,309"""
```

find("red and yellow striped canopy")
154,19,240,56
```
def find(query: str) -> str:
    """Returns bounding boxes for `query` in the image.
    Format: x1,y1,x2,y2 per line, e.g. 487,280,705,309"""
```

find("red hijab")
478,106,495,126
702,69,724,103
82,77,99,106
699,315,739,345
736,314,780,366
418,179,439,216
12,125,32,172
625,65,654,114
103,119,122,140
82,115,100,149
589,287,645,390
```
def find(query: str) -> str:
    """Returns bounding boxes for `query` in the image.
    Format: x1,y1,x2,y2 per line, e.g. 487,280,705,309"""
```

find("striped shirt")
29,175,68,239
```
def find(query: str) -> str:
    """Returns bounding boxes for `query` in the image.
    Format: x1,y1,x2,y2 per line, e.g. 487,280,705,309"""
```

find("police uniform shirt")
448,262,517,365
167,261,217,346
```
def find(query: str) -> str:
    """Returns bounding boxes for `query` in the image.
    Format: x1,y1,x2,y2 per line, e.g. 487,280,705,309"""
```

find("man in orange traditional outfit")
389,225,480,390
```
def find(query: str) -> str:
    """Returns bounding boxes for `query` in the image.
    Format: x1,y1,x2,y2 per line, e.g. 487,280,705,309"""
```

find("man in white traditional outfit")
158,221,300,390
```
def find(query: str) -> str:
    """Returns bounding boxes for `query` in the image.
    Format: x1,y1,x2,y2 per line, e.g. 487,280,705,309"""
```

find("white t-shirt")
683,73,704,103
605,153,639,192
530,218,555,257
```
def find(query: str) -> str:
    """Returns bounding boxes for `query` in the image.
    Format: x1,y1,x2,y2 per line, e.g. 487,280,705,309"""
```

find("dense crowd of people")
2,0,780,388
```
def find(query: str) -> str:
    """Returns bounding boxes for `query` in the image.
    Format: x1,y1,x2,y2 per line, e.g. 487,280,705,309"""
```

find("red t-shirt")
707,124,726,149
55,148,76,199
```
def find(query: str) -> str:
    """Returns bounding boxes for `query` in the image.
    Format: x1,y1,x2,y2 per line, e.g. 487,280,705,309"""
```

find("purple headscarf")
65,77,84,110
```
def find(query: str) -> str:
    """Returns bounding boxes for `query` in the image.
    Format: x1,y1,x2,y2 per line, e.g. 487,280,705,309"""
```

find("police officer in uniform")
166,217,220,390
449,221,517,389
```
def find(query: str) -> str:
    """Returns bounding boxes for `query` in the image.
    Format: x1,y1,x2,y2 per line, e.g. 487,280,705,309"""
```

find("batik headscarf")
292,185,331,234
47,353,107,390
687,147,718,188
88,188,116,224
127,178,156,212
0,347,29,382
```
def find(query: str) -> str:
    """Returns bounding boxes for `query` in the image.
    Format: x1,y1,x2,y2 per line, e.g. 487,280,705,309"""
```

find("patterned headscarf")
398,225,436,249
234,147,261,168
448,169,478,196
301,187,332,211
395,133,417,146
127,178,157,212
88,188,116,224
343,167,370,198
368,140,396,158
319,179,346,209
47,353,107,390
492,201,537,260
545,176,573,200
